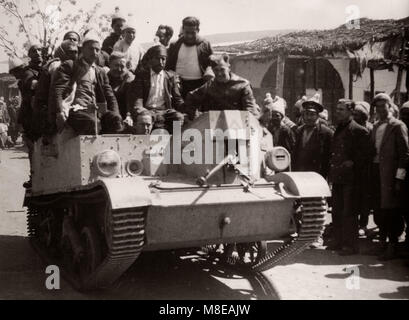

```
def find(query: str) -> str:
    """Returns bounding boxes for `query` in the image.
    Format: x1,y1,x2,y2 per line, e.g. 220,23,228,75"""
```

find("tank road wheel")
61,234,79,274
237,241,267,265
79,226,102,280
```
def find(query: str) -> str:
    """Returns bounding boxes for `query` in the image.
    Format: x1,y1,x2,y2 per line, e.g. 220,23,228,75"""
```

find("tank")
24,110,331,290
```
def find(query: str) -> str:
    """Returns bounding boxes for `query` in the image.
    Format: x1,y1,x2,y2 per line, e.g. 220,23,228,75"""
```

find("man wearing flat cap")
369,93,409,260
127,45,184,133
51,30,120,135
328,99,371,255
183,53,260,118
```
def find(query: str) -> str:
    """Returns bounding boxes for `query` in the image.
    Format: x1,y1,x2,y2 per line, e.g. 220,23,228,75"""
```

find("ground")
0,146,408,300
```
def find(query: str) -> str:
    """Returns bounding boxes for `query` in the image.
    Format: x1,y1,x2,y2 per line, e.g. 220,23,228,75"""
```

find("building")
216,17,409,122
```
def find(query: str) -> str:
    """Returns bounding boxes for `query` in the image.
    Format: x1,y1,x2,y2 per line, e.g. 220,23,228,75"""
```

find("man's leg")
66,110,99,135
329,184,343,250
340,184,359,254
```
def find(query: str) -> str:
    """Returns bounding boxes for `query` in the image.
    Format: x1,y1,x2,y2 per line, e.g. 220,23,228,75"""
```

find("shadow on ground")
0,235,279,300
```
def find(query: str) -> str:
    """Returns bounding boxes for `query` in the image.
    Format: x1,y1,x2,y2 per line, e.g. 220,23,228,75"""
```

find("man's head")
28,44,43,65
182,16,200,46
210,54,231,83
372,93,392,121
302,94,324,127
54,40,78,62
156,25,174,47
63,31,81,45
147,45,167,73
335,99,355,124
81,30,101,64
400,101,409,129
353,101,370,126
109,51,127,77
112,15,126,36
122,25,136,45
135,111,153,135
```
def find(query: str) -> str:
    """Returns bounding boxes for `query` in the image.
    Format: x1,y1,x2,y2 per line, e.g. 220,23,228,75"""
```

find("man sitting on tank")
51,30,121,135
127,45,185,133
183,54,260,119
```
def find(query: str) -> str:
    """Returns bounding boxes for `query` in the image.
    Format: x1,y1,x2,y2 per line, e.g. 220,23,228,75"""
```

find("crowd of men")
3,12,409,262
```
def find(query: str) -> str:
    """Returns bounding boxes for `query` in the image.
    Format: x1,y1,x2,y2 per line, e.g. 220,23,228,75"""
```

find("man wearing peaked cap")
183,53,260,119
302,93,324,113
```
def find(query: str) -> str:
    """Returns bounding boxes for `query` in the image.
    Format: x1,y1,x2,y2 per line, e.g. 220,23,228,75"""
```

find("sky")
1,0,409,70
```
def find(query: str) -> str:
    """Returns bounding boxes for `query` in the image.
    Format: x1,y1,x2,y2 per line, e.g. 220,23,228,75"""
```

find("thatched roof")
216,17,409,59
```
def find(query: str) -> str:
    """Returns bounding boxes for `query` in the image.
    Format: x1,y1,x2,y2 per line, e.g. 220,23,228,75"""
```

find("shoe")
339,246,358,256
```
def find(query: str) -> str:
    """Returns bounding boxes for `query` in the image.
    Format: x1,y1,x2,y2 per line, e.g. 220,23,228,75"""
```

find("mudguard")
97,177,152,210
270,172,331,198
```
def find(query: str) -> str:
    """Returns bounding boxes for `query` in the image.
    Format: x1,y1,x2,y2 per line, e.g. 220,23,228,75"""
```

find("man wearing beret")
328,99,371,255
370,93,409,260
183,53,260,118
127,45,184,133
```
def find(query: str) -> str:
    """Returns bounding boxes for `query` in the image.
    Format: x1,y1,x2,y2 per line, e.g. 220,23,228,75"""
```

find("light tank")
24,110,331,290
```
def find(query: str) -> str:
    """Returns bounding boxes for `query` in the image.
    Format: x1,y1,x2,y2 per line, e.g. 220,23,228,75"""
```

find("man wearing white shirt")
113,23,145,73
166,17,214,98
370,93,409,260
128,45,184,133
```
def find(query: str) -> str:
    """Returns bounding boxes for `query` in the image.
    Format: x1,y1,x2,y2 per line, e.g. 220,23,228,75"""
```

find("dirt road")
0,146,408,300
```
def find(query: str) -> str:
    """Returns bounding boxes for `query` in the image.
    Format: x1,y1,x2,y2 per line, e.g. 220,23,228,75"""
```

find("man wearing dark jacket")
128,45,184,133
328,99,371,255
166,16,214,98
293,96,333,180
107,51,135,119
102,12,126,55
52,31,119,135
370,94,409,260
183,54,260,119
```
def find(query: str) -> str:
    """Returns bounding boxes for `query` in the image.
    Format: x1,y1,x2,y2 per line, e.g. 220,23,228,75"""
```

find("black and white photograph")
0,0,408,305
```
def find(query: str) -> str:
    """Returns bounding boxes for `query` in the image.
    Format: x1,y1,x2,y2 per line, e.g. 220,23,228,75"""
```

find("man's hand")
56,113,67,132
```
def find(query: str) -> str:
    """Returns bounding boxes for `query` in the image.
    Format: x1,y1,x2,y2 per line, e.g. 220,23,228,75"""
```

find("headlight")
125,160,144,176
265,147,291,172
93,150,121,177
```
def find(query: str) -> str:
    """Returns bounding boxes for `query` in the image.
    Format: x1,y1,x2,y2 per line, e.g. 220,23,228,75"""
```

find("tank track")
251,197,327,272
26,188,146,290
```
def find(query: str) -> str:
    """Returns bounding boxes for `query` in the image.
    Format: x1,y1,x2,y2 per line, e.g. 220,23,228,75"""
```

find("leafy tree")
0,0,122,59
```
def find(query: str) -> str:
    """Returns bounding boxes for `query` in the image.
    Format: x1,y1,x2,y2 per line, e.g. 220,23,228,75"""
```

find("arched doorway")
260,57,345,122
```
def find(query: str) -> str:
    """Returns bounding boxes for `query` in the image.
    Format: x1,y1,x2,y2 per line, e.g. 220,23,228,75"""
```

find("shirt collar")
150,68,164,77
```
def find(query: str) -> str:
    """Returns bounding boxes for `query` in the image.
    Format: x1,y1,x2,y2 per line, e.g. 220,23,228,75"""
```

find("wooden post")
394,66,403,106
370,67,375,118
276,54,285,97
349,60,354,99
